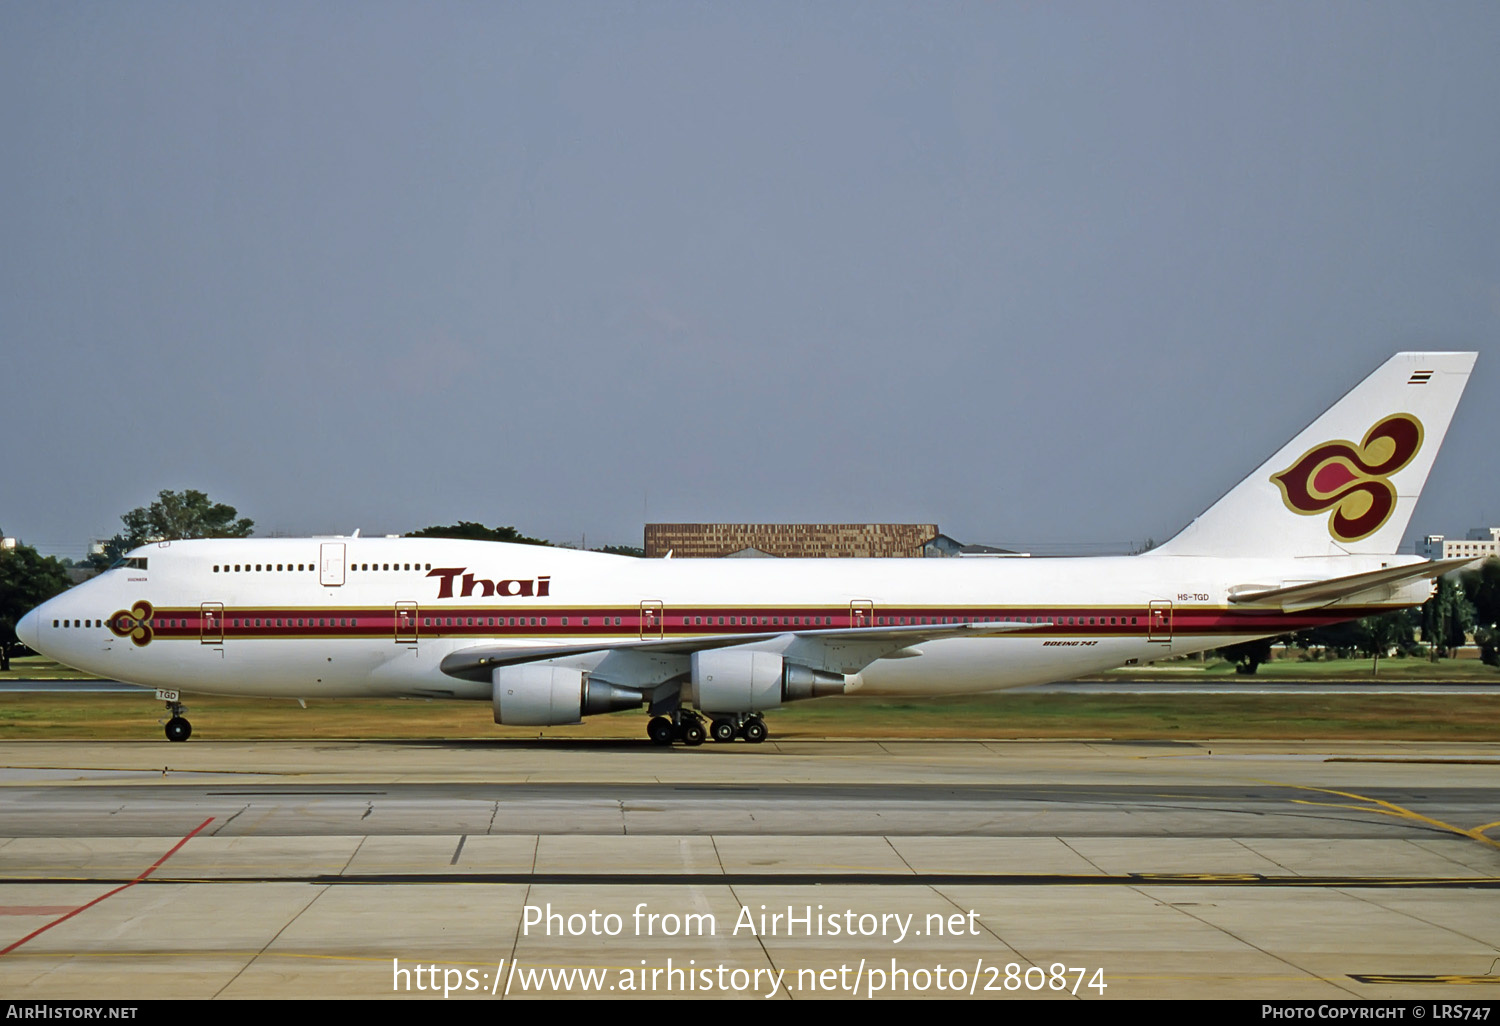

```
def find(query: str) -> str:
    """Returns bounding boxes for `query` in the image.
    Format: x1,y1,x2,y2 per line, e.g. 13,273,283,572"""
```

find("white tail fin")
1150,352,1476,558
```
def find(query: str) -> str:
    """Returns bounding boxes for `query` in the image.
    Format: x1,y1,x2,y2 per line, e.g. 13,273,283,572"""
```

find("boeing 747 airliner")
17,352,1478,744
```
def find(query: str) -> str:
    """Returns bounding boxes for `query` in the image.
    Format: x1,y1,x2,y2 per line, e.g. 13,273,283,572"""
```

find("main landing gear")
646,711,767,746
710,713,767,744
163,700,192,742
647,711,706,747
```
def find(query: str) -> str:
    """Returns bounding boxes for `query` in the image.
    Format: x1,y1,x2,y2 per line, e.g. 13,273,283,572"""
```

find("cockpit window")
109,557,148,571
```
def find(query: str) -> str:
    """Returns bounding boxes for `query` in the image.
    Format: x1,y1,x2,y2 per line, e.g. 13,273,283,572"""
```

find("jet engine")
492,665,643,726
688,649,847,713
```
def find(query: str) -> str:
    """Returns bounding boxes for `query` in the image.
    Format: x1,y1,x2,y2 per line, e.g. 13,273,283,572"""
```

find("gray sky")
3,2,1496,559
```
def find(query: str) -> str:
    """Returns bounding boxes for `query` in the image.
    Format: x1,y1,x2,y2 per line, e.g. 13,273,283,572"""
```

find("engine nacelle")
690,649,847,713
492,665,643,726
782,663,849,702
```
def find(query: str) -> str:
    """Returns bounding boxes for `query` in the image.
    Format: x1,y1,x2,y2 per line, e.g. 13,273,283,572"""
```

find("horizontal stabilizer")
440,619,1048,682
1227,557,1476,612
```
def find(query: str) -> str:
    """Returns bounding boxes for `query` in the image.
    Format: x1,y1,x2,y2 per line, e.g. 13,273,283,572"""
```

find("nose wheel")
162,700,192,742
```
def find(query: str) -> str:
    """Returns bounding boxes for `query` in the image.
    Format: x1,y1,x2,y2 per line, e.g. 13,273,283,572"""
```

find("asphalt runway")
0,738,1496,1001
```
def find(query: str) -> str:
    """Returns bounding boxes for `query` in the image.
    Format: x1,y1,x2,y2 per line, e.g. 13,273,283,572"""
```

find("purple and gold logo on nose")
1270,414,1424,543
108,601,155,647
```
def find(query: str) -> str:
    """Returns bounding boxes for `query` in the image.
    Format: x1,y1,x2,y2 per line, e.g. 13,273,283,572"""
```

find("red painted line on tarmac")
0,816,214,957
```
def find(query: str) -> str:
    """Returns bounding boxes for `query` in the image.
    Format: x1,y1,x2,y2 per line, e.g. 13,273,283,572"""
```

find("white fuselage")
22,538,1422,703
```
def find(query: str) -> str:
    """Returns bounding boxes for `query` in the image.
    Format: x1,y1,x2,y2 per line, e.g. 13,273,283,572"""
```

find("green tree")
1288,610,1417,670
0,544,72,671
1476,625,1500,668
1421,574,1475,660
1351,612,1416,675
1291,620,1362,659
597,544,644,557
1216,637,1275,674
405,521,552,546
90,490,254,569
1463,557,1500,667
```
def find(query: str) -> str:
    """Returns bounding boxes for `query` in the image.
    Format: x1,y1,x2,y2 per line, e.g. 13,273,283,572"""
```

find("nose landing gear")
162,699,192,742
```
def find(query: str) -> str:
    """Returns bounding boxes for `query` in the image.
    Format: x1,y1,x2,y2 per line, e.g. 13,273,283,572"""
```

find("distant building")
1420,527,1500,561
644,523,942,559
922,533,966,558
954,543,1028,557
721,546,777,558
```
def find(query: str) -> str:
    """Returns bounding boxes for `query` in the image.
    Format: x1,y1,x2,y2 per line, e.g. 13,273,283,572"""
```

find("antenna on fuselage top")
351,529,361,538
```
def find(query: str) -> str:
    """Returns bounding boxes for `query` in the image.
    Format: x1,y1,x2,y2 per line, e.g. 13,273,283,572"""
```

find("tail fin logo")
1270,414,1424,542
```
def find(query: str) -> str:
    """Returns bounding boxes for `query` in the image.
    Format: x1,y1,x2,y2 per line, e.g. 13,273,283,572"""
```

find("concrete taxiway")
0,738,1496,1000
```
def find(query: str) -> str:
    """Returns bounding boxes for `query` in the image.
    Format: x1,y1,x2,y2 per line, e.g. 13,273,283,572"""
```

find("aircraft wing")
439,619,1049,683
1226,557,1476,613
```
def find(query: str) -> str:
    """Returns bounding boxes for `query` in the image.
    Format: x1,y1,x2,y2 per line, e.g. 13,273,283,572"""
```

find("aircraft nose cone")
16,607,40,653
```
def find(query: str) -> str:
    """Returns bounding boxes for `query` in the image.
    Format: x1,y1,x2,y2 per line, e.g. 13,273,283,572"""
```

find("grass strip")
2,691,1498,741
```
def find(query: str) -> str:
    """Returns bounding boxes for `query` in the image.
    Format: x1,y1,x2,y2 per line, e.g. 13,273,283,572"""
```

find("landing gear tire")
710,719,737,743
647,716,675,746
679,719,706,747
165,717,192,743
741,719,767,744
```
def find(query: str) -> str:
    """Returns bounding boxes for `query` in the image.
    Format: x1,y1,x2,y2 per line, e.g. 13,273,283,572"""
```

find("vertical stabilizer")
1149,352,1476,558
